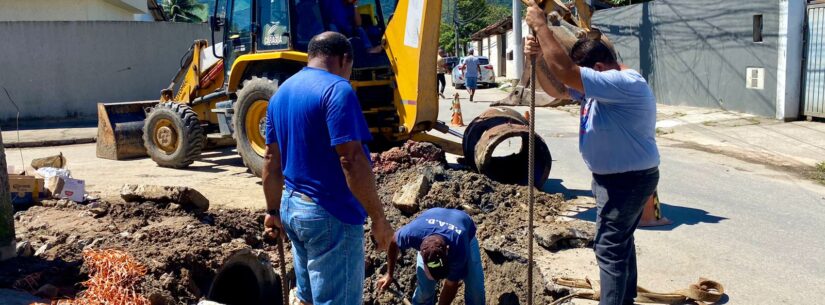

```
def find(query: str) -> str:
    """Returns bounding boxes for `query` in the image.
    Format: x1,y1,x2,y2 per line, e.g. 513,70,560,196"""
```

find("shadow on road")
542,178,592,199
571,202,728,231
182,147,246,173
641,203,728,231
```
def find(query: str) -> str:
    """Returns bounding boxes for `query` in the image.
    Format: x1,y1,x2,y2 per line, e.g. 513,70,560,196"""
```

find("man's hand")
376,273,394,292
525,1,548,33
264,213,287,241
525,35,541,56
371,217,394,251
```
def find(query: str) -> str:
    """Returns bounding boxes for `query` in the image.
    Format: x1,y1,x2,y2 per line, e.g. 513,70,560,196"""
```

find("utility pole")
513,0,523,81
0,132,15,261
454,0,461,57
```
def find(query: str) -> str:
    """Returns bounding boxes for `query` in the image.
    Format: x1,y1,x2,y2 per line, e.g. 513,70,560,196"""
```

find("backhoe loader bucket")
96,101,159,160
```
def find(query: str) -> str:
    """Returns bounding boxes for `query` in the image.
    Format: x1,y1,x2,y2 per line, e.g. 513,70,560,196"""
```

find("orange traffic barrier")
451,93,465,127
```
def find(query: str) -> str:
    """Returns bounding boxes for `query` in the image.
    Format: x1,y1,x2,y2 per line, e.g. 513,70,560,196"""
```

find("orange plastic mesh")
32,249,150,305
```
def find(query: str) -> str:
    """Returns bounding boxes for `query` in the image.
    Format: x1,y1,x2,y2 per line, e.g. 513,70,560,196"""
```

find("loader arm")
383,0,443,134
521,0,593,31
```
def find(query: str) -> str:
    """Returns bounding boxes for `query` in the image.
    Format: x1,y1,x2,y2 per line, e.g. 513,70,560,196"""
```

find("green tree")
162,0,209,23
439,0,511,55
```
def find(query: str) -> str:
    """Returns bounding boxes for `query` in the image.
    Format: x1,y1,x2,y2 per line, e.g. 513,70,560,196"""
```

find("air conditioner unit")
746,67,765,90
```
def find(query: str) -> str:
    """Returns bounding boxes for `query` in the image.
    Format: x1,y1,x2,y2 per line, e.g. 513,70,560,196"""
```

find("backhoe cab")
97,0,558,186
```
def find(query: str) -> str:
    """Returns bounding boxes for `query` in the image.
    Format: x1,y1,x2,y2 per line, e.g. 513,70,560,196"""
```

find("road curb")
3,137,96,149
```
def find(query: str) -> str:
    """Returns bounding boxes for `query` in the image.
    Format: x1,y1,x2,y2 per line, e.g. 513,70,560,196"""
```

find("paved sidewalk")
656,105,825,168
549,102,825,174
1,127,97,148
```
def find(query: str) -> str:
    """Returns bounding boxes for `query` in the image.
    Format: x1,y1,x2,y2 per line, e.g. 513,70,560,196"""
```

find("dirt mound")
6,201,278,304
5,142,590,305
365,157,583,304
371,141,447,174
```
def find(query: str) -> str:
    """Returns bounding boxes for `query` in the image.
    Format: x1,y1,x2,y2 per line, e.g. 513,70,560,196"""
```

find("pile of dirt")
371,140,447,174
4,141,591,305
4,200,282,304
364,142,588,305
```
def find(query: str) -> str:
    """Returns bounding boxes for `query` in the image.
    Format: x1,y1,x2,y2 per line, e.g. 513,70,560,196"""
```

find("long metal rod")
513,0,524,81
527,41,537,305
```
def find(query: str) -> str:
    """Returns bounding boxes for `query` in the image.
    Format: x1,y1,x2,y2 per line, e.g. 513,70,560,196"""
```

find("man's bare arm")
262,143,286,240
262,144,284,211
535,57,571,99
377,238,400,291
437,280,460,305
526,3,584,92
335,141,394,251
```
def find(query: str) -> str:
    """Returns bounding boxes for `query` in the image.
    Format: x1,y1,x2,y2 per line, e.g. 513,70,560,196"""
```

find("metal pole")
454,0,461,57
0,132,15,261
526,52,536,305
513,0,524,80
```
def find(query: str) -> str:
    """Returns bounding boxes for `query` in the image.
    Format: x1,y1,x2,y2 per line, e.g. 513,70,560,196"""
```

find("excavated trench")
5,141,584,305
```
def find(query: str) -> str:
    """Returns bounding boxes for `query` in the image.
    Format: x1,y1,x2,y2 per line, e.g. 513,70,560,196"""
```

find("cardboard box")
47,176,85,202
8,174,47,206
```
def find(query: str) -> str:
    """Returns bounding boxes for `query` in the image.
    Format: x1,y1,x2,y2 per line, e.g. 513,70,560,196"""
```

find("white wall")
506,29,516,79
505,21,529,79
775,0,805,120
0,21,213,120
0,0,148,21
490,34,502,77
472,40,482,55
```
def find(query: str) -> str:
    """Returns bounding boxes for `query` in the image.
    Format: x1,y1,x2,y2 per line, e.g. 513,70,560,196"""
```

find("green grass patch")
655,127,674,136
813,162,825,185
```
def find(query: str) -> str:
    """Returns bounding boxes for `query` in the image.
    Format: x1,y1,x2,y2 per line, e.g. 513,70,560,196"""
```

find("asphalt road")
7,80,824,304
441,83,825,304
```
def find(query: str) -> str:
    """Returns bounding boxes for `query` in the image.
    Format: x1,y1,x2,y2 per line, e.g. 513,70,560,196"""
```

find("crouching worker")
377,208,485,305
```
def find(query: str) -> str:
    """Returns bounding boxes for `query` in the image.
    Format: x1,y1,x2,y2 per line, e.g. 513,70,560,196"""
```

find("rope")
526,41,538,305
551,277,726,305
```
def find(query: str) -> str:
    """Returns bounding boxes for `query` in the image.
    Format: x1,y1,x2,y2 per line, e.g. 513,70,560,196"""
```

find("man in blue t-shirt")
461,50,482,102
525,2,660,305
261,31,393,305
377,208,485,305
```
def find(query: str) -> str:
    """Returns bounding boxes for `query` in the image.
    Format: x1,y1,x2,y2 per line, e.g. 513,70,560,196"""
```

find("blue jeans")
412,238,485,305
591,167,659,305
280,190,365,305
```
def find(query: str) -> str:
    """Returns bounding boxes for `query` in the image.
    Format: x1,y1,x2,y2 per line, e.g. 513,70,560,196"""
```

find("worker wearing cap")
524,2,660,305
377,208,485,305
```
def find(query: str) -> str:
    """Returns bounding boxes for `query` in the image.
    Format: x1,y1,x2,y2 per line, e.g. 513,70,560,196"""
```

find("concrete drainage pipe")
463,107,552,186
205,251,285,305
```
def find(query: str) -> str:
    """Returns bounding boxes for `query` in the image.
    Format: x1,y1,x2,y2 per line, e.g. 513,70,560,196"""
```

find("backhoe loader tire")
143,102,204,168
234,77,278,177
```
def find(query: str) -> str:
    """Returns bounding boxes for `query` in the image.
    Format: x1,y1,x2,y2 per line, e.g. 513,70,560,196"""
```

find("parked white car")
452,56,496,89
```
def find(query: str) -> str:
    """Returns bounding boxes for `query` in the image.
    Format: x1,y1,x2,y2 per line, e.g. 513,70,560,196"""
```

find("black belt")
593,166,659,179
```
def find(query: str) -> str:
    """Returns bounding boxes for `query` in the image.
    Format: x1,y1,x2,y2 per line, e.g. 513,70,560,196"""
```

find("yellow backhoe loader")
96,0,587,185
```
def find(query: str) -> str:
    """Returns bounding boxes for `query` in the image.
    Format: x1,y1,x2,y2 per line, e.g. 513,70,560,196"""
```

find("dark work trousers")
591,167,659,305
437,73,446,94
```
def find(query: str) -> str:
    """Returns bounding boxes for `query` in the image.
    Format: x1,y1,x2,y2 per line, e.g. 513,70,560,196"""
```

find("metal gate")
804,4,825,119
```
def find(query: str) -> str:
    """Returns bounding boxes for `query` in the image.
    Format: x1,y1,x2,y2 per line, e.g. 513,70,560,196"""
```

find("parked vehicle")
443,56,459,72
452,56,496,89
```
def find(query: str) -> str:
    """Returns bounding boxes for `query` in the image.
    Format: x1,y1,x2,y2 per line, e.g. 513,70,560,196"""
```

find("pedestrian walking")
262,31,394,305
461,49,481,102
377,208,485,305
437,48,448,98
524,2,660,304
